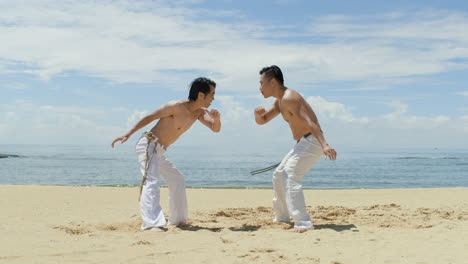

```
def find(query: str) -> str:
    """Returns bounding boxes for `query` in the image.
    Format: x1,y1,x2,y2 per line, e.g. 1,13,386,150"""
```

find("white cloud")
384,101,408,120
337,77,422,91
0,2,467,89
311,10,468,42
0,97,467,148
5,111,16,121
303,10,468,78
127,110,149,130
186,95,468,149
0,101,123,144
0,3,467,148
295,97,466,148
38,105,106,117
216,95,251,122
306,96,368,123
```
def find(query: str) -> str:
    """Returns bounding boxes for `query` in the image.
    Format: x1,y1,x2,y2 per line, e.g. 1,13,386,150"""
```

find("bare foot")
144,227,167,232
291,228,308,233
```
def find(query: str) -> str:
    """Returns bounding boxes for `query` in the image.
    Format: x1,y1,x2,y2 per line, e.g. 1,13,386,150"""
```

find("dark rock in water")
0,154,20,158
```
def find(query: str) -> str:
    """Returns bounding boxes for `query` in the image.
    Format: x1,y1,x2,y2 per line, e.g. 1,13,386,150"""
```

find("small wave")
395,157,431,160
95,184,138,187
57,157,118,161
0,154,21,158
395,156,464,160
29,156,118,161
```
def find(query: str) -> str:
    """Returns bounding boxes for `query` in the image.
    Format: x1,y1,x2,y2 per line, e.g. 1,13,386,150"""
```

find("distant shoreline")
1,184,466,190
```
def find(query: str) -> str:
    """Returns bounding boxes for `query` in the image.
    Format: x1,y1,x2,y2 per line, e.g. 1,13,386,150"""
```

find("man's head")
259,65,284,98
188,77,216,108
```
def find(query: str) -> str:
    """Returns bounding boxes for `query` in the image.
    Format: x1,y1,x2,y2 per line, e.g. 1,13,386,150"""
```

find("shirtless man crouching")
112,77,221,231
254,65,337,233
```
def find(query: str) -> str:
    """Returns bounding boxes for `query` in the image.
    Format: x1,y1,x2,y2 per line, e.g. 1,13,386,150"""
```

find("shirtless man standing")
112,77,221,231
254,65,337,233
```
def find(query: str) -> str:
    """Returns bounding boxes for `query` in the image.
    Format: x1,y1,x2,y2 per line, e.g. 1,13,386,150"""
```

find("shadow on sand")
314,224,358,232
176,225,223,232
176,223,357,233
228,224,261,232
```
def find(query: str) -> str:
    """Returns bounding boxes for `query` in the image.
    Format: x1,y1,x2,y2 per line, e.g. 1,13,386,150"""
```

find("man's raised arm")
198,109,221,132
254,99,280,125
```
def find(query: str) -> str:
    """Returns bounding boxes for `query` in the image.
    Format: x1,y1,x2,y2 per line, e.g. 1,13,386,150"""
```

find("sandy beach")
0,185,467,264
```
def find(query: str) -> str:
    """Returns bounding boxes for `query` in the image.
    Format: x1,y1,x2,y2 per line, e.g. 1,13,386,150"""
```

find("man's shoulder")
157,100,188,114
169,99,188,105
282,89,301,104
164,100,188,108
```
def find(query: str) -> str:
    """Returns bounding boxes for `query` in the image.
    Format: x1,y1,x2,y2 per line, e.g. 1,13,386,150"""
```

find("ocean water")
0,144,467,189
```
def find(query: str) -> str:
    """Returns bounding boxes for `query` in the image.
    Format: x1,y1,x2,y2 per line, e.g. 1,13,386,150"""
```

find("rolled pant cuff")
294,221,314,230
140,223,166,230
273,217,291,223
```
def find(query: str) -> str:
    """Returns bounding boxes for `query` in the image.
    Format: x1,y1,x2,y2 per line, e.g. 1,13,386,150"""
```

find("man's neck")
187,100,202,112
272,85,287,99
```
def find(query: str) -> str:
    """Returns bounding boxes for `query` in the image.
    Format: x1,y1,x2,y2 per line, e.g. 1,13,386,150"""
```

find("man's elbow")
143,114,157,124
212,124,221,133
255,118,266,125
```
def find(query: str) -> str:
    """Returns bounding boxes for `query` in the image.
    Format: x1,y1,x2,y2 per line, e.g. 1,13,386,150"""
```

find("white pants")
272,134,323,229
136,134,188,229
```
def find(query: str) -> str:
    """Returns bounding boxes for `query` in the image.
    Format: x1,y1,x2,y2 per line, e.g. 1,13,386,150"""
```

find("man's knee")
166,172,185,186
284,169,305,186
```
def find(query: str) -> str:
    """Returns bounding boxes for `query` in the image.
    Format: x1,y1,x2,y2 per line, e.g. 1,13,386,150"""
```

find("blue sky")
1,0,467,150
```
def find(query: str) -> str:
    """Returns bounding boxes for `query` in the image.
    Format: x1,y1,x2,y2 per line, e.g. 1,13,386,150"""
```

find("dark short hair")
188,77,216,101
259,65,284,85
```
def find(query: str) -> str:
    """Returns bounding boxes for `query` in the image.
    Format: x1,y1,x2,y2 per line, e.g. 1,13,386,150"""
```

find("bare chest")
170,112,199,132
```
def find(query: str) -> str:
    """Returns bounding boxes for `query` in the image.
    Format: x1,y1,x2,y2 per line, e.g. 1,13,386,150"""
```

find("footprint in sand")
132,240,151,246
52,225,90,235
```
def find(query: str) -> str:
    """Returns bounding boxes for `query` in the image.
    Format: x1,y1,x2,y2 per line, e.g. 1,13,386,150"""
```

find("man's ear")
269,77,276,86
198,92,205,100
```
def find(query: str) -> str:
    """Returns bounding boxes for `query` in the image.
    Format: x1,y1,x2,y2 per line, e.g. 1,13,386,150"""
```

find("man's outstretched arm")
111,101,179,147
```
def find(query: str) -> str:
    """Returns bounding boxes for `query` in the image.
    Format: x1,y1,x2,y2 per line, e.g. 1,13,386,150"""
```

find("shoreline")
2,184,468,190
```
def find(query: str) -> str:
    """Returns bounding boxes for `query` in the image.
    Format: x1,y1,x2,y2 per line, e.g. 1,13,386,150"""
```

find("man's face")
201,85,215,108
259,73,272,98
